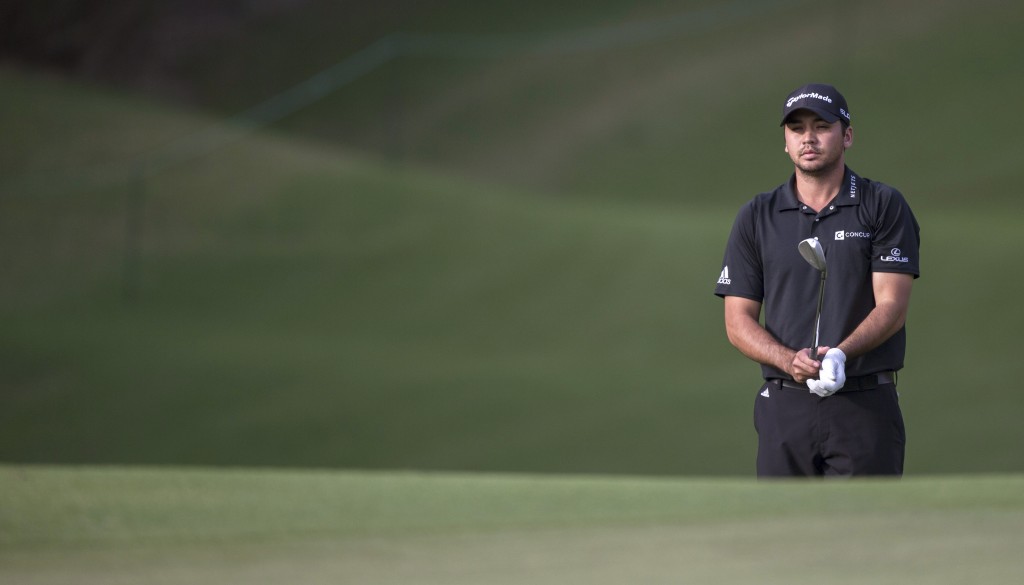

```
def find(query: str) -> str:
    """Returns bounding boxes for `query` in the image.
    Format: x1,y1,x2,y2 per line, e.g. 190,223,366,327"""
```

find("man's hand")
808,348,846,397
789,347,826,384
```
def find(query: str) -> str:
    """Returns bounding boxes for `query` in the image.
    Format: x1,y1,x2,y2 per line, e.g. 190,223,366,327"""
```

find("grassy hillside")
12,0,1019,205
2,465,1023,584
2,64,1024,476
0,71,742,473
2,0,1024,477
152,0,1024,207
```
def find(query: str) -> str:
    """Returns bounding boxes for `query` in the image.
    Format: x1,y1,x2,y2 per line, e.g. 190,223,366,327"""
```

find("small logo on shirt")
835,230,871,240
880,248,910,263
717,266,731,285
760,388,770,398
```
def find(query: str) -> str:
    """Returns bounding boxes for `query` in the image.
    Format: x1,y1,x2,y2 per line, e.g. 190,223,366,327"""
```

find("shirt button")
815,218,820,222
829,205,835,210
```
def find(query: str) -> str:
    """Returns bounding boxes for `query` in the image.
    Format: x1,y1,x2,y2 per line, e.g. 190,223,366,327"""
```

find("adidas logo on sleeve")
717,266,731,285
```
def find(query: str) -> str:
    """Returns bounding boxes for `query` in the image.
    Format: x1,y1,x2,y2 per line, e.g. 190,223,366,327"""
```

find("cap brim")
780,106,842,126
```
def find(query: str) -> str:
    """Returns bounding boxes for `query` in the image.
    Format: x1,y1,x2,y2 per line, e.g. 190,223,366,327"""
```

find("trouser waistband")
775,371,895,392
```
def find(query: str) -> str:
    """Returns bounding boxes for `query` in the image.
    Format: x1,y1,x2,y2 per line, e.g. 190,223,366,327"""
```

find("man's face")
783,110,852,175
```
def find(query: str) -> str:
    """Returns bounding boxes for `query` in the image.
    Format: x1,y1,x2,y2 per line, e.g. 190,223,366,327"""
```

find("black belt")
775,371,895,392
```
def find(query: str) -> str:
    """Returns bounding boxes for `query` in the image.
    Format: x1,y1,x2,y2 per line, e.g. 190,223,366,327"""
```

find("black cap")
780,83,851,126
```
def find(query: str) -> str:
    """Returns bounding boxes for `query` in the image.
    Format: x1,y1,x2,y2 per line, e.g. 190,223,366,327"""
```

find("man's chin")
796,160,841,176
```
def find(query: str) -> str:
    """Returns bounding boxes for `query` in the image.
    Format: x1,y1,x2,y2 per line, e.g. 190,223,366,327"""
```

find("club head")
798,238,827,273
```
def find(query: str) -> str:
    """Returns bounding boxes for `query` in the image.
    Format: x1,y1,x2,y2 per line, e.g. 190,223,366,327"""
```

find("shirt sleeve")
715,201,764,300
870,187,921,278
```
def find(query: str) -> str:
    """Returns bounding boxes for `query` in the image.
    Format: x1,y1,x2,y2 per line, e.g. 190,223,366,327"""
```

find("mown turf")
167,0,1024,207
2,465,1023,584
2,58,1024,476
3,0,1024,478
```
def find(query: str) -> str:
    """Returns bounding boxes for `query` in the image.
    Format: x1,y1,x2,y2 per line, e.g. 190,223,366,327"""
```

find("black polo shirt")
715,166,920,380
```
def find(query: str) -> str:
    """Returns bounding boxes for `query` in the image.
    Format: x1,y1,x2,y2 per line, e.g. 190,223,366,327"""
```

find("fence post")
122,164,146,304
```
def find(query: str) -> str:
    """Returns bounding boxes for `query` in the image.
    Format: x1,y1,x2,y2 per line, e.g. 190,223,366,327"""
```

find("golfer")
714,83,920,477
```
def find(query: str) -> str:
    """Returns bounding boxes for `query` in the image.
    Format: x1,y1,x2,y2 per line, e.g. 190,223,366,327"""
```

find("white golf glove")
807,348,846,397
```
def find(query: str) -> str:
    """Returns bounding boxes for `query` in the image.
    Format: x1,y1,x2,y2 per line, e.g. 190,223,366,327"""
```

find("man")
714,83,920,477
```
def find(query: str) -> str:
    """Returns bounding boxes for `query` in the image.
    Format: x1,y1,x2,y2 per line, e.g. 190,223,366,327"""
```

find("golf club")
798,237,827,361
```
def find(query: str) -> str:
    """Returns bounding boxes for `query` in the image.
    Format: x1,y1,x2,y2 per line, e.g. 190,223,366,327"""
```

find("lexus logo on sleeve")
880,248,909,263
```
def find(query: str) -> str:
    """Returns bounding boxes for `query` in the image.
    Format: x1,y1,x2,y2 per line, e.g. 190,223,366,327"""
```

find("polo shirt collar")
779,166,860,211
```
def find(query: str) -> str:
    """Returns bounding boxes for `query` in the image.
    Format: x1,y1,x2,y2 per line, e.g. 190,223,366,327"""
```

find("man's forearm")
724,296,826,383
837,273,913,359
725,309,796,374
837,302,906,359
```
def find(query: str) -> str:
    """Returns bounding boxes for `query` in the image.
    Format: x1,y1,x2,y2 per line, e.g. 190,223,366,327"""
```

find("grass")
3,5,1023,581
2,465,1023,584
183,0,1024,207
2,1,1024,478
0,143,745,472
3,53,1024,476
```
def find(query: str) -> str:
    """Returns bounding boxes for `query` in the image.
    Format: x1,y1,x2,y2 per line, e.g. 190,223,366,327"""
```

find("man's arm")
836,272,914,358
724,296,822,383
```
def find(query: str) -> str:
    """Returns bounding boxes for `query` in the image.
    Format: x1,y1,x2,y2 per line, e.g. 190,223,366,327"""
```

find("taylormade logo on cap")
787,92,833,108
780,83,851,126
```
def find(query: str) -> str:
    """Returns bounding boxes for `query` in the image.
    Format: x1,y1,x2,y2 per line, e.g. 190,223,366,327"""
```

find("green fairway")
3,0,1024,478
164,0,1024,208
2,465,1023,584
5,4,1023,579
2,56,1024,475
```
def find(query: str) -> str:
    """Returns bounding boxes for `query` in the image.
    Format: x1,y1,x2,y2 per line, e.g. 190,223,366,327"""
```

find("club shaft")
810,272,826,359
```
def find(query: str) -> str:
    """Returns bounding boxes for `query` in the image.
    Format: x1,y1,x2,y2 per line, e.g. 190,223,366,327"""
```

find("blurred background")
1,0,1022,476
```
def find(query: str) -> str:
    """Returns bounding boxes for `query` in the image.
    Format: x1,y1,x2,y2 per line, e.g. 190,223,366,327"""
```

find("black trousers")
753,379,906,477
